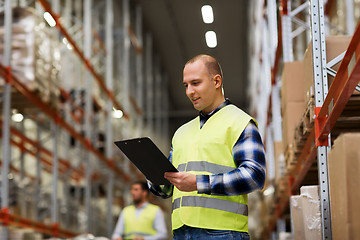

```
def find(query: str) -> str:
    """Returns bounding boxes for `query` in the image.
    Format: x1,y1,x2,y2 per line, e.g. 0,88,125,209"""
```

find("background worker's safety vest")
171,104,254,232
123,203,159,239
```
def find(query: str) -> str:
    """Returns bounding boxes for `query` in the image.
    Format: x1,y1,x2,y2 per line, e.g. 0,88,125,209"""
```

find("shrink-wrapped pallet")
300,186,321,240
0,7,60,107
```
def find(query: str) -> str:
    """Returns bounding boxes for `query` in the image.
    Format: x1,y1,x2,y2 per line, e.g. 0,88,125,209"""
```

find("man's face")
130,184,146,204
183,60,218,114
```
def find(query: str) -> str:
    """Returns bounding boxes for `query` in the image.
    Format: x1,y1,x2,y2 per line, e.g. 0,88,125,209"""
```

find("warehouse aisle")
1,0,360,239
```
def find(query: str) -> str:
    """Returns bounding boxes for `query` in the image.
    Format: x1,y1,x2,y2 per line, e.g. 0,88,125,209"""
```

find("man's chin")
193,104,203,111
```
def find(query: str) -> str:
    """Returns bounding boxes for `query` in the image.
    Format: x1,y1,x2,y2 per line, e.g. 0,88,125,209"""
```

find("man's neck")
134,200,147,209
202,96,226,115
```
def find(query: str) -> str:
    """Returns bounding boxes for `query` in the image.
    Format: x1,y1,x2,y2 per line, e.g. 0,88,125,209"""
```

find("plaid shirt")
149,100,266,197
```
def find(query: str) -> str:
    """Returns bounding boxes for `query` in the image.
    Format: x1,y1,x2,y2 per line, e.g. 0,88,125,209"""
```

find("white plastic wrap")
0,7,60,106
290,195,305,240
279,232,294,240
300,185,321,240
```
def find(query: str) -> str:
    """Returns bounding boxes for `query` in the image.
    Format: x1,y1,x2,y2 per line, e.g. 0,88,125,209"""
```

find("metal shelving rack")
259,0,360,239
0,0,170,238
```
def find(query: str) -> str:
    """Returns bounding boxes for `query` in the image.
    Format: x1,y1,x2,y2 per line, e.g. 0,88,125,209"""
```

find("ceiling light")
201,5,214,24
44,12,56,27
67,44,73,50
12,113,24,122
112,108,124,119
62,38,68,44
205,31,217,48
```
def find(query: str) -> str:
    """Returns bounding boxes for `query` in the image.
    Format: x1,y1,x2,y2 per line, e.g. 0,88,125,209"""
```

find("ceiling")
133,0,250,134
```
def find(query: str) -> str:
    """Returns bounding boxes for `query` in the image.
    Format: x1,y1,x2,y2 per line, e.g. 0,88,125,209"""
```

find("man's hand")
164,172,197,192
113,238,123,240
133,237,144,240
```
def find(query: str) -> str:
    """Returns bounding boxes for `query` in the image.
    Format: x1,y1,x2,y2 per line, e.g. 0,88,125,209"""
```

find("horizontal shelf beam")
0,120,83,181
0,158,36,181
0,210,77,238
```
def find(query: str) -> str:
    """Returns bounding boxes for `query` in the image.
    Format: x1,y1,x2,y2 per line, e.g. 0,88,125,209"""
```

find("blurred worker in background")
112,181,167,240
149,54,266,239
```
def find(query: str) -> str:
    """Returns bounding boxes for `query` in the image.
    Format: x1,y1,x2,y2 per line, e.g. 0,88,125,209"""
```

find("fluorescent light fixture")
12,113,24,122
112,108,124,119
44,12,56,27
201,5,214,24
62,38,68,44
205,31,217,48
67,44,73,50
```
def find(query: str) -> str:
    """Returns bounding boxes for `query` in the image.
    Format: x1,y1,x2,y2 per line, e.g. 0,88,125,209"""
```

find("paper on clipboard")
114,137,177,185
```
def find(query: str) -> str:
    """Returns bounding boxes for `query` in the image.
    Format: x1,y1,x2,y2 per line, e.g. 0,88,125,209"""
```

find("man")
150,54,266,239
112,181,167,240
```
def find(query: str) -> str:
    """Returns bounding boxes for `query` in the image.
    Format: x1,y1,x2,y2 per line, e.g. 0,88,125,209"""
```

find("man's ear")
213,74,222,89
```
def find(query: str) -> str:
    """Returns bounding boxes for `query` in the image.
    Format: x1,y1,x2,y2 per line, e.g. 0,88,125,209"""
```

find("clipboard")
114,137,177,185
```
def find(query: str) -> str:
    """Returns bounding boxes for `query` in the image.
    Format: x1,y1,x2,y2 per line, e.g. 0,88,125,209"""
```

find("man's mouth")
192,97,200,103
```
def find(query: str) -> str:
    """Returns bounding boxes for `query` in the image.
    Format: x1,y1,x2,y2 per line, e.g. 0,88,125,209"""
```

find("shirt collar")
199,99,232,119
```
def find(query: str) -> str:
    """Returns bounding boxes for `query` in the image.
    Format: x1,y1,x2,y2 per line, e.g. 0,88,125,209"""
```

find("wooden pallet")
284,143,300,175
275,176,288,200
0,84,59,113
0,86,35,112
295,97,315,142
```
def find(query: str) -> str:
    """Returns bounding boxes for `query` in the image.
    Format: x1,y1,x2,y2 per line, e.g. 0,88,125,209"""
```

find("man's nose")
186,85,194,96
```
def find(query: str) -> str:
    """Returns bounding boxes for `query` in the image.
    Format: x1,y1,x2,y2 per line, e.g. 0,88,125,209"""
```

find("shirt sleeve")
112,211,125,239
148,147,174,199
144,208,168,240
196,120,266,196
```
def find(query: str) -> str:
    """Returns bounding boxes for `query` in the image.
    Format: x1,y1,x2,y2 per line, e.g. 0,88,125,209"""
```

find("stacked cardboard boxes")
328,133,360,239
281,61,306,150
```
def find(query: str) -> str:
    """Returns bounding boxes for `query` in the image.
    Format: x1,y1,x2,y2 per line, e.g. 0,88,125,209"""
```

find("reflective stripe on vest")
123,232,152,238
177,161,236,174
172,196,248,216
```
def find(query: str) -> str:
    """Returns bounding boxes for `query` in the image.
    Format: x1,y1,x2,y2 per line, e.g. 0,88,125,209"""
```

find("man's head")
183,54,225,114
130,181,149,206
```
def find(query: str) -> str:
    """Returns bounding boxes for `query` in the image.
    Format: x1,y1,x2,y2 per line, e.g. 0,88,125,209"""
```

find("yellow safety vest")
123,203,159,239
171,104,254,232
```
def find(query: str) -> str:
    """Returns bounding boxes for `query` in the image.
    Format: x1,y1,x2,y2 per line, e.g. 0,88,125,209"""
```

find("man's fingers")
164,172,179,177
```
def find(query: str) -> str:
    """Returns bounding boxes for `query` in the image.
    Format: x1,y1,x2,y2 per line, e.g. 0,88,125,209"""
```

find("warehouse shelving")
0,118,83,181
0,63,129,180
0,0,170,238
36,0,136,119
255,0,360,239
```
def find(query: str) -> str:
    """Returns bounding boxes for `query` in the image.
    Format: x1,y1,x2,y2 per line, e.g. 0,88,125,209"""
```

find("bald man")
149,54,266,239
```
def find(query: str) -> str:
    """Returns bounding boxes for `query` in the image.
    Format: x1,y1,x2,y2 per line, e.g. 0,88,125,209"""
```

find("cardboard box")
290,195,305,240
303,35,352,102
281,61,305,112
300,185,321,240
328,133,360,240
274,141,285,183
282,102,306,148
